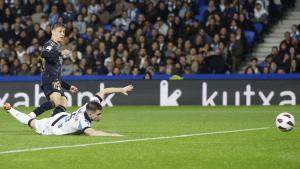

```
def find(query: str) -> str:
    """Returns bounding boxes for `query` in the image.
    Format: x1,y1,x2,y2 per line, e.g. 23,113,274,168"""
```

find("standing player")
28,22,78,119
3,85,134,136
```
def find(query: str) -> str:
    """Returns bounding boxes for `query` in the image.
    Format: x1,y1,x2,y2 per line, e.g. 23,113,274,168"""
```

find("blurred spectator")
3,8,14,25
238,13,254,31
259,54,273,69
144,71,152,79
253,1,269,25
277,68,286,74
11,58,21,75
249,57,261,74
155,1,169,21
88,0,101,15
227,33,244,72
22,0,37,16
280,53,291,72
0,22,13,43
63,3,76,22
205,48,226,73
262,66,269,74
73,14,86,34
289,47,299,59
269,61,278,73
49,5,59,25
32,4,45,24
132,66,140,75
155,17,169,36
191,61,200,74
11,0,23,18
291,24,300,41
114,10,130,31
62,58,74,75
127,1,139,20
18,63,31,75
204,0,219,23
0,64,10,75
244,66,255,74
280,31,292,48
290,59,300,73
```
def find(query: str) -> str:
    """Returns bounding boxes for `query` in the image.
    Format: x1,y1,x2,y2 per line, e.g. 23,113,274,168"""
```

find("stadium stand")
243,0,300,74
0,0,298,77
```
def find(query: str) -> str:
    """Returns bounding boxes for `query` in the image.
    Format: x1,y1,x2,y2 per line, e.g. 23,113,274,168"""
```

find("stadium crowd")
244,24,300,74
0,0,297,77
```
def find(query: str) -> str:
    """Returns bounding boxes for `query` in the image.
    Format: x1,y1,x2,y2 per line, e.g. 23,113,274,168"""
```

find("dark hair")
250,57,258,62
143,71,152,80
86,101,102,112
244,66,255,74
51,22,66,30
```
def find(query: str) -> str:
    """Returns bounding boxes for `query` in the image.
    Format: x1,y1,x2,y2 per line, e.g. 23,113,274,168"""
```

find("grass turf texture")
0,106,299,169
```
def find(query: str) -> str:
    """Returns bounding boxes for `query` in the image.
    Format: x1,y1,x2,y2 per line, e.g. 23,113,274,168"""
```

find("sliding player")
4,85,133,136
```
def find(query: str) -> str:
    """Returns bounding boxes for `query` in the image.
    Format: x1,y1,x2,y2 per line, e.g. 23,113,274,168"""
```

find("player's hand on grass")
122,85,134,95
69,85,79,93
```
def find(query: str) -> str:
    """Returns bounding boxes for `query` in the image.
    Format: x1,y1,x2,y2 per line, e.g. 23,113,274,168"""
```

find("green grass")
0,106,299,169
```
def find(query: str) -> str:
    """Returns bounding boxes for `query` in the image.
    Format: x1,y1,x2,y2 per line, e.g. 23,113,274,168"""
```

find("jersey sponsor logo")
46,46,52,51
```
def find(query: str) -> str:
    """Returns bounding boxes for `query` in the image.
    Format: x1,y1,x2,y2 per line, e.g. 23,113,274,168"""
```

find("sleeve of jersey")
90,95,103,104
78,116,91,132
61,80,71,90
41,46,57,64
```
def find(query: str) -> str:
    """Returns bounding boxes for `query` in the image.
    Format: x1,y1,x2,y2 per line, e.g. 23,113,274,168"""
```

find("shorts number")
52,80,61,91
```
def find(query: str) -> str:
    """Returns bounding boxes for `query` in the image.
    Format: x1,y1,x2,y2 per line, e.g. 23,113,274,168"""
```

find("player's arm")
41,45,57,64
61,80,78,93
96,85,134,99
84,128,123,137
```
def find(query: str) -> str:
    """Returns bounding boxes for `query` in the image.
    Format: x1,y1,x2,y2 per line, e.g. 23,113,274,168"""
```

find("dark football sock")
33,101,55,117
52,105,66,116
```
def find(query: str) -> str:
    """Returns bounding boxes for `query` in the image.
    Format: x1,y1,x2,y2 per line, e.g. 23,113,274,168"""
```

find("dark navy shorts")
41,78,66,101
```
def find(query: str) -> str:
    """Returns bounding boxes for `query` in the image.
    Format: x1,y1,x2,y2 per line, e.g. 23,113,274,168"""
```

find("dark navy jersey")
41,40,63,80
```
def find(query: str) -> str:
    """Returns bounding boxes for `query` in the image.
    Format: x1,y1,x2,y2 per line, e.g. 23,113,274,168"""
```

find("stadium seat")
240,0,247,5
253,23,264,35
197,0,207,6
195,14,203,22
197,5,208,23
104,24,112,32
244,30,255,48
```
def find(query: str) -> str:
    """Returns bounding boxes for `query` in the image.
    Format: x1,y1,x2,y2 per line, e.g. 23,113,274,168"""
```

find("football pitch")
0,106,299,169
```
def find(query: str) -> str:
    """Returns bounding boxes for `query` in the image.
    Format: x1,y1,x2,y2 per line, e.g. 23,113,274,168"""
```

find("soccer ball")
275,112,295,132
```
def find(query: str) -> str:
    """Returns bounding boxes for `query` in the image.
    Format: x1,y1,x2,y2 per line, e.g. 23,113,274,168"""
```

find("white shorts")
34,113,69,135
35,118,53,135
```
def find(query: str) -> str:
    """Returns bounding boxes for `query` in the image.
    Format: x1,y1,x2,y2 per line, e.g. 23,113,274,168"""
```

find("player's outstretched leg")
28,100,55,118
3,103,33,125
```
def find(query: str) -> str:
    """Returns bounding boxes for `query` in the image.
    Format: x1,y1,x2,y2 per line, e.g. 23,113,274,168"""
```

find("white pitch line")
130,110,277,113
0,127,271,155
